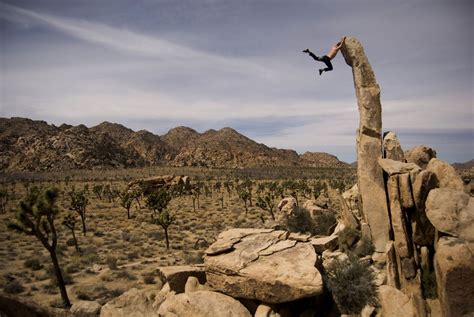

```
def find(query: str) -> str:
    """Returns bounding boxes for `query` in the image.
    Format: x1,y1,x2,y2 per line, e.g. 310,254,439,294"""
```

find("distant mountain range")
0,117,350,172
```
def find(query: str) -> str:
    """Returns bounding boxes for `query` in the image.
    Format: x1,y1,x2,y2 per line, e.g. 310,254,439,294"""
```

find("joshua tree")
92,184,103,200
146,189,171,220
120,191,134,219
62,213,80,252
241,179,254,206
238,189,251,214
153,209,175,250
69,190,89,236
146,189,174,250
256,193,276,221
8,187,71,308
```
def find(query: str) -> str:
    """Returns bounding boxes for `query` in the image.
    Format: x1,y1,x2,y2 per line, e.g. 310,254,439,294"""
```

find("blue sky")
0,0,472,163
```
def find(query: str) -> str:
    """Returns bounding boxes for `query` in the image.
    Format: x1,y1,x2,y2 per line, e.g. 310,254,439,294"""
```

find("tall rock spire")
340,37,390,252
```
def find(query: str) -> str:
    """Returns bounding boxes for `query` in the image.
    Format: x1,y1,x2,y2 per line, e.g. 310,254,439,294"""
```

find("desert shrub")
106,256,118,270
127,251,139,260
421,268,437,299
4,280,25,294
354,236,375,257
114,269,137,280
24,258,43,271
287,207,316,234
338,227,361,252
184,251,204,265
143,275,155,284
65,237,76,247
312,210,337,236
324,255,378,315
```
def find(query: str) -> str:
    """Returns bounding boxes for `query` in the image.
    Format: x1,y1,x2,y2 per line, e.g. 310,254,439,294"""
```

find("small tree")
238,189,251,214
256,193,276,221
120,191,134,219
62,213,80,252
153,209,175,250
146,189,174,250
69,190,89,236
92,184,103,200
8,187,71,308
146,189,171,220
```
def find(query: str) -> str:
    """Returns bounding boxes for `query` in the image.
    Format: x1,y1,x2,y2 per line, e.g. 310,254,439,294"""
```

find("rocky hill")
0,117,350,171
452,159,474,170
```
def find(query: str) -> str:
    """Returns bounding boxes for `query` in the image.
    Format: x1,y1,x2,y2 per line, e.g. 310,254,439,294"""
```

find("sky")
0,0,472,163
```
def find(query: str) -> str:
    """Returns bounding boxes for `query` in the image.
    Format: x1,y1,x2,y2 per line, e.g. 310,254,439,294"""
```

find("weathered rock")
100,288,166,317
342,184,360,218
387,175,412,258
254,303,281,317
405,145,436,169
385,241,400,289
399,172,415,209
426,158,466,192
425,188,474,243
383,131,405,161
341,37,390,253
411,170,438,246
185,276,207,293
329,188,359,230
204,228,323,303
310,235,338,253
378,158,421,176
379,285,416,317
71,300,102,317
412,170,438,211
157,290,251,317
157,265,206,294
434,237,474,317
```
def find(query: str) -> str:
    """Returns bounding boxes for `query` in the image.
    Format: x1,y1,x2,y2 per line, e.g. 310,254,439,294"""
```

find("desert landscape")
1,36,473,317
1,1,473,317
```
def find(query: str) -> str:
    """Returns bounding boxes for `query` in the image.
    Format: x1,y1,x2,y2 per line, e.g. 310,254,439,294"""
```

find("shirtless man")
303,37,346,75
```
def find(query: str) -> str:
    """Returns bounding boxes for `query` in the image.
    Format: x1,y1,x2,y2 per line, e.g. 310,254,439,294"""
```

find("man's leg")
303,49,322,61
319,56,333,75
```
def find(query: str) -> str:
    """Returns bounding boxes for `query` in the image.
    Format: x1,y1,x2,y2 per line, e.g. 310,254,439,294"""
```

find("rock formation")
204,228,323,303
341,37,390,253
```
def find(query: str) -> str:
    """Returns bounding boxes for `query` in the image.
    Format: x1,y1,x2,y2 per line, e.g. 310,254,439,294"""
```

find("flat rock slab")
204,228,323,303
378,158,421,176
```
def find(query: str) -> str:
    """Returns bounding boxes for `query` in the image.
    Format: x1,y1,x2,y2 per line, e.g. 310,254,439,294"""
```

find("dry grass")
0,167,356,307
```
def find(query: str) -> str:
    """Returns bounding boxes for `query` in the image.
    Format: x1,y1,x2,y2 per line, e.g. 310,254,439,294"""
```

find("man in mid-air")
303,37,346,76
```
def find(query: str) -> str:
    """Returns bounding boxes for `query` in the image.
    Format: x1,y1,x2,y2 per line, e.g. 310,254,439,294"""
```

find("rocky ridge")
0,117,349,171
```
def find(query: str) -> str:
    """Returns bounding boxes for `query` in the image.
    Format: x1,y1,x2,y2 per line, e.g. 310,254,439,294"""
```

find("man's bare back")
302,37,346,76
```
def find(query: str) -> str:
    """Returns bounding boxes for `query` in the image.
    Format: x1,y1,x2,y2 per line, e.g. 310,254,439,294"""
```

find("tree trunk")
192,198,196,212
80,214,86,236
71,229,79,252
49,250,71,308
164,227,170,250
244,201,248,214
127,207,130,219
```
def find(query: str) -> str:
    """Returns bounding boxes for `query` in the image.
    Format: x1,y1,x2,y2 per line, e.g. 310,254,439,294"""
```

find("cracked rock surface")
204,228,323,303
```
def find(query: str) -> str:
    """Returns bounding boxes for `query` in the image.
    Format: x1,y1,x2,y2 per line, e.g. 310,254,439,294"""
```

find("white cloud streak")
0,2,270,77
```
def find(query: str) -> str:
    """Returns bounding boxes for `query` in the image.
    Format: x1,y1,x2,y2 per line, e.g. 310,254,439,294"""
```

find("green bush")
324,255,378,315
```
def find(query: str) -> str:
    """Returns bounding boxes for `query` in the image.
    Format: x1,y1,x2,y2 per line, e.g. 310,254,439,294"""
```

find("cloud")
0,2,270,77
